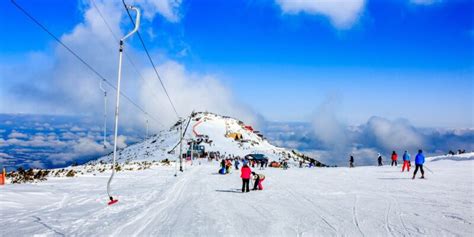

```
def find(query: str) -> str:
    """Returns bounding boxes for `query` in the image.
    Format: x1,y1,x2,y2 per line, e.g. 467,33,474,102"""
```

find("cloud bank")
275,0,366,29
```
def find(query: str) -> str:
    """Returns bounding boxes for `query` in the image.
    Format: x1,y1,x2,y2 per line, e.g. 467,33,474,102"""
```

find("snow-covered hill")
96,112,316,165
427,152,474,162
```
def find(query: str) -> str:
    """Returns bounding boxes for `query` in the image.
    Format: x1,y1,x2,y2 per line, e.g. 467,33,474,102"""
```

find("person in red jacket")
240,164,252,193
391,151,398,166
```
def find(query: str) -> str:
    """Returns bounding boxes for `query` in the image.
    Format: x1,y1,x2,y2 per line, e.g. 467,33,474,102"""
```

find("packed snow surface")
1,157,473,236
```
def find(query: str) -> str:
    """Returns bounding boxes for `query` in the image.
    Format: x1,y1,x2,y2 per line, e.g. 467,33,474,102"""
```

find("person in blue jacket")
413,149,425,179
401,151,411,172
234,159,240,170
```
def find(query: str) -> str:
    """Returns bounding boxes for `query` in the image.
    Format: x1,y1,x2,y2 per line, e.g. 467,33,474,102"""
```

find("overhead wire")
121,0,180,119
90,0,168,119
10,0,164,127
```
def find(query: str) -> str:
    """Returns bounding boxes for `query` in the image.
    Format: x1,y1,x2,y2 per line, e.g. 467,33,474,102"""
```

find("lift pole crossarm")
121,6,140,42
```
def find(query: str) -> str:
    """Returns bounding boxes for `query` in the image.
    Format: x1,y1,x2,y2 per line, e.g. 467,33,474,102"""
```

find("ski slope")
1,158,472,236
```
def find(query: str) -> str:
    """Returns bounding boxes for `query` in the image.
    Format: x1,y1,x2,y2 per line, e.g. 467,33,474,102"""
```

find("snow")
427,152,474,162
1,157,473,236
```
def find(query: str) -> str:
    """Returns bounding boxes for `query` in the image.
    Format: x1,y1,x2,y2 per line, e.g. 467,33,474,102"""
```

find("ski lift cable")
90,0,167,113
121,0,180,119
10,0,163,127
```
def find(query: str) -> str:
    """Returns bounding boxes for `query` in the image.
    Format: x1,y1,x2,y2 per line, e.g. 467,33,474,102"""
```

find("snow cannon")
108,196,118,205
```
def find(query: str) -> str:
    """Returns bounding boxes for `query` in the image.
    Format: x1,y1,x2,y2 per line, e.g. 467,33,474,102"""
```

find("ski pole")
424,165,434,174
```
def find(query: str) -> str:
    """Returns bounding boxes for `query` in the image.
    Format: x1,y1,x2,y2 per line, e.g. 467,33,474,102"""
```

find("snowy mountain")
96,111,324,166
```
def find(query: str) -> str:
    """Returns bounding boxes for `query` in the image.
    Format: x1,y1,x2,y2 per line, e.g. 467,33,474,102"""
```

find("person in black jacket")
377,153,383,166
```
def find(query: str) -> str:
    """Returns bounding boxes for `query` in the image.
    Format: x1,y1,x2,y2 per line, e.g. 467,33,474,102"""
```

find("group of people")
217,157,266,192
219,157,268,174
350,149,426,179
240,162,265,192
219,159,234,174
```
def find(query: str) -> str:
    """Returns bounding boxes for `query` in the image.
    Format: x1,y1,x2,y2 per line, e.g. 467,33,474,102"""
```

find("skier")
259,160,265,170
349,155,355,168
412,149,425,179
299,160,303,168
234,159,240,170
391,151,398,166
251,172,266,190
377,153,383,166
402,151,411,172
241,163,251,193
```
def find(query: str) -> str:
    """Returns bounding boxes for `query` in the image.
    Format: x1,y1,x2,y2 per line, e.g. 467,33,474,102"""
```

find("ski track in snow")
282,181,338,235
352,194,364,237
385,198,394,237
1,159,473,236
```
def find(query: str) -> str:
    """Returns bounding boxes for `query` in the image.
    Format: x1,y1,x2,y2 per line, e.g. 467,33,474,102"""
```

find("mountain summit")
99,111,325,166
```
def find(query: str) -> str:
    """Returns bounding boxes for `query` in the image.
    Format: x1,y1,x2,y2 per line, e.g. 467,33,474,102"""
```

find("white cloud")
70,126,85,132
8,130,29,139
0,138,7,147
134,0,182,22
0,152,13,159
5,136,67,148
275,0,366,29
410,0,442,5
49,137,108,165
116,135,128,149
140,61,262,130
61,131,77,140
311,95,346,148
364,116,425,152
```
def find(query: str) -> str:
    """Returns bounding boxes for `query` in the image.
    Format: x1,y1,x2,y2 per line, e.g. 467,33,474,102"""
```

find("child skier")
413,150,425,179
241,164,252,193
377,153,383,166
402,151,411,172
251,172,266,190
391,151,398,166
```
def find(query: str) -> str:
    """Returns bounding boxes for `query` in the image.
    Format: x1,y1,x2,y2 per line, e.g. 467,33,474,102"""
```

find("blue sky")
1,0,473,127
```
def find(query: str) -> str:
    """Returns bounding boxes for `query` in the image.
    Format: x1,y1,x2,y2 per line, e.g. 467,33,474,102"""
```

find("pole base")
108,197,118,205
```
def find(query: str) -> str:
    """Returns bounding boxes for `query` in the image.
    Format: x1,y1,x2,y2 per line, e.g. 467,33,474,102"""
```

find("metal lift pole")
106,5,140,204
